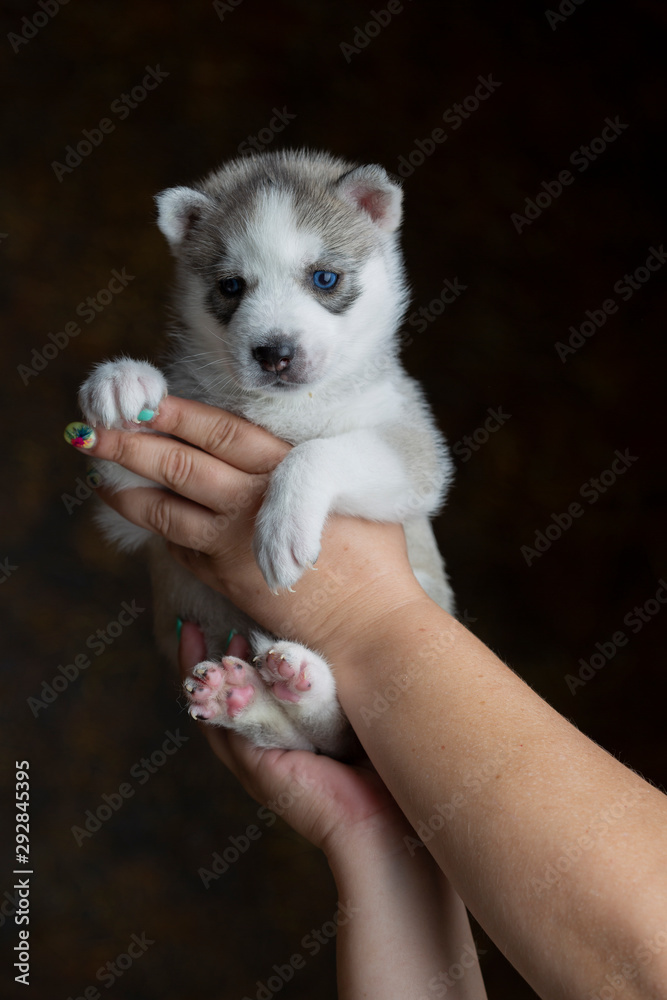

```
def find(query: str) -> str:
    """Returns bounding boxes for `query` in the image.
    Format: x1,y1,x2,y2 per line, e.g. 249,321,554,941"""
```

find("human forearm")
77,402,667,998
323,594,667,1000
327,819,487,1000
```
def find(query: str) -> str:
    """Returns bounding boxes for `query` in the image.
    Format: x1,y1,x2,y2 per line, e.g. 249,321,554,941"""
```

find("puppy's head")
155,150,408,397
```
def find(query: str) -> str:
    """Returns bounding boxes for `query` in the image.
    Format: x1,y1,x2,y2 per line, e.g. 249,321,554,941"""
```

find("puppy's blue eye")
219,277,243,296
312,270,338,290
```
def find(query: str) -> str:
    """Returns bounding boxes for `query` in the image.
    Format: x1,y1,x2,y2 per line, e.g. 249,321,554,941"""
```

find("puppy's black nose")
252,342,295,373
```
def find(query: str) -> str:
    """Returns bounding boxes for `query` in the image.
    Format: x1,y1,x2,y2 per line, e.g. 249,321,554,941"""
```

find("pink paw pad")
184,657,256,720
261,649,312,704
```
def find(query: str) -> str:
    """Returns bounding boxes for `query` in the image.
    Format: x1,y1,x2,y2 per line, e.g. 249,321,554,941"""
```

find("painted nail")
176,616,183,640
137,409,155,422
86,464,102,488
225,628,238,650
64,422,96,450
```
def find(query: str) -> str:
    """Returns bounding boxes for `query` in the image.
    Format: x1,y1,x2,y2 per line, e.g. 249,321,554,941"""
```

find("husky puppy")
79,149,454,756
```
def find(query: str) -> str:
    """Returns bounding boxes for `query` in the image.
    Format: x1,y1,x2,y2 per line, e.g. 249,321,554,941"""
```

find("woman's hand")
178,620,410,860
179,621,487,1000
64,396,421,653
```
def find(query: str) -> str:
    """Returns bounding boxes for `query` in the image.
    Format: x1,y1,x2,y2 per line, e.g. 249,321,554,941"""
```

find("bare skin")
180,623,487,999
68,396,667,999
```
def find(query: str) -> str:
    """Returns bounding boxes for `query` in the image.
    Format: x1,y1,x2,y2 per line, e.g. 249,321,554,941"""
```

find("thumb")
177,620,252,677
178,620,208,676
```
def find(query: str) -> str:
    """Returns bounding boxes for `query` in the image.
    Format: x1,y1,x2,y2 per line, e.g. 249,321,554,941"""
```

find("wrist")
286,518,429,659
324,807,426,886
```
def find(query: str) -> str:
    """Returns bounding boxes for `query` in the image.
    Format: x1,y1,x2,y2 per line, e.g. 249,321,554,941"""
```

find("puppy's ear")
336,164,403,233
154,187,212,248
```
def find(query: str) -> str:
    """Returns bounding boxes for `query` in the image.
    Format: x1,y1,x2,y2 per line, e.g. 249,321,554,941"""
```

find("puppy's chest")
233,382,404,445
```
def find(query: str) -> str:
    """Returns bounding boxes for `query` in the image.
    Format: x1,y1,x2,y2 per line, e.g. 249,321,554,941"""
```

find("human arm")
179,621,488,999
66,397,667,999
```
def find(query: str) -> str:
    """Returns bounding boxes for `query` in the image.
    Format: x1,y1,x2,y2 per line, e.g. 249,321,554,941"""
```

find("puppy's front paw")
253,495,325,592
78,357,167,429
251,444,329,591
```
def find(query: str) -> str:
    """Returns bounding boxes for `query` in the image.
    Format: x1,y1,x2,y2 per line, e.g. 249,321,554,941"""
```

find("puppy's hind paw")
183,657,257,721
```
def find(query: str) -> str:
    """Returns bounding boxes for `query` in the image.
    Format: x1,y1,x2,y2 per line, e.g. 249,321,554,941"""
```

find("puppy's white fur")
79,149,454,755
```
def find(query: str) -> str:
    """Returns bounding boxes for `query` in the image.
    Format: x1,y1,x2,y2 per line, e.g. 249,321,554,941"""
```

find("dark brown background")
1,1,665,997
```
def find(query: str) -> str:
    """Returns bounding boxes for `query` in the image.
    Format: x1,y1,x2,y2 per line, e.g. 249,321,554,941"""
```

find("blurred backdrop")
1,1,665,997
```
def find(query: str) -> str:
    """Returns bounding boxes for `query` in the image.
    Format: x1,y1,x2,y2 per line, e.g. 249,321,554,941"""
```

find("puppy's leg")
182,656,317,751
254,426,448,591
78,357,169,550
252,636,349,757
79,357,168,429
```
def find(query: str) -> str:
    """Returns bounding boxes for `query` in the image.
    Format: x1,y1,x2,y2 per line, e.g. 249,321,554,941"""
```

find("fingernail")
86,465,102,488
137,409,155,422
64,422,96,450
176,616,183,640
225,628,238,650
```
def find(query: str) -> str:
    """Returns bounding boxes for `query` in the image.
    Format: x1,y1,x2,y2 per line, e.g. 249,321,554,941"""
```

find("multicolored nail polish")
137,409,155,422
64,422,96,450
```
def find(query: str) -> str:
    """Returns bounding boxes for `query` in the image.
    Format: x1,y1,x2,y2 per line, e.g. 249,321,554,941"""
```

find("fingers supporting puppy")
76,424,259,514
98,485,230,555
145,396,290,473
178,620,208,675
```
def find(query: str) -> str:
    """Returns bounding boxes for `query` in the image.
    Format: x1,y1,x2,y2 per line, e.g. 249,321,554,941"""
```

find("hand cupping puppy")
64,394,415,651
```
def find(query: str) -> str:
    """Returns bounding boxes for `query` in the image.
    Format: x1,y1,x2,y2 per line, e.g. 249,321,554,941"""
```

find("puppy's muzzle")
252,340,296,374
